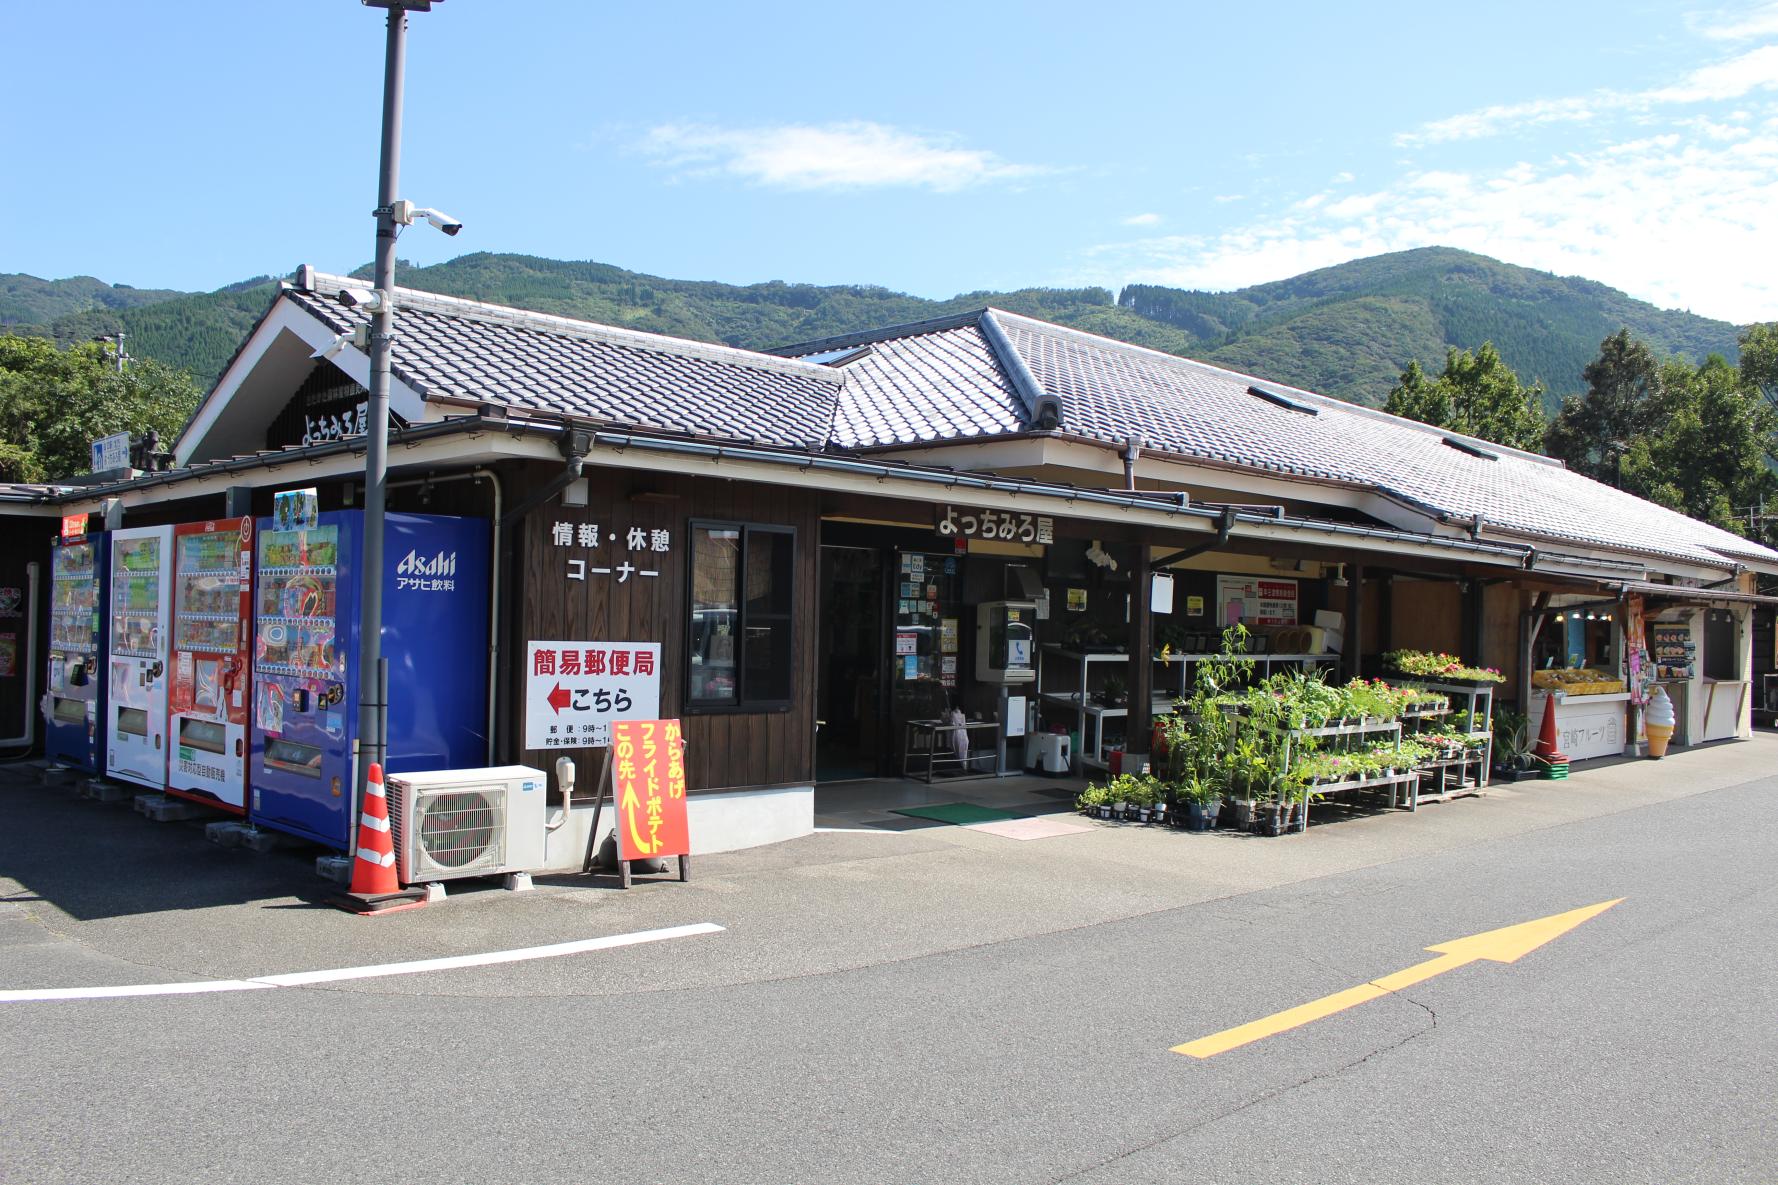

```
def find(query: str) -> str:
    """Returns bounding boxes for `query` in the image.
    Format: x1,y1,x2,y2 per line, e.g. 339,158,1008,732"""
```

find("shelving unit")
1392,677,1494,799
1038,646,1338,773
1278,718,1420,831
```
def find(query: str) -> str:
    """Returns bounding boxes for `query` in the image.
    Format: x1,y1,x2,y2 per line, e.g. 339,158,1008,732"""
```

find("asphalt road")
2,749,1774,1185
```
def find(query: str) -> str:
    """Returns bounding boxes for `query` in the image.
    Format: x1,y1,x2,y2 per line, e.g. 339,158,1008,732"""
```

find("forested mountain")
6,248,1745,408
0,274,190,328
1123,248,1741,409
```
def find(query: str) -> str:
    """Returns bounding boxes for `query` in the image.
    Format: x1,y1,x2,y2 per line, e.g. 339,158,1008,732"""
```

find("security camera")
311,325,370,360
391,199,463,236
312,332,353,361
418,208,463,236
336,287,388,312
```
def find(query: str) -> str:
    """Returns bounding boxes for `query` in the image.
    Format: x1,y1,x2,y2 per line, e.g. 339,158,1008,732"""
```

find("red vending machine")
167,517,253,813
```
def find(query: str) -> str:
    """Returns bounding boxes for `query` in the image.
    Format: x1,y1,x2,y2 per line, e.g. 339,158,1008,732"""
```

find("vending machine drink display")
250,510,490,850
45,533,110,771
106,525,174,789
167,518,254,812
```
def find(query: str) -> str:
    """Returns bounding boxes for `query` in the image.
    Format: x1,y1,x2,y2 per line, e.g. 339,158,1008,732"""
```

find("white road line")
0,921,725,1004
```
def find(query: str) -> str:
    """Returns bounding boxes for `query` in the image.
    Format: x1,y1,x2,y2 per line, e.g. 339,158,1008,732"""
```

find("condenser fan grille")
415,788,505,870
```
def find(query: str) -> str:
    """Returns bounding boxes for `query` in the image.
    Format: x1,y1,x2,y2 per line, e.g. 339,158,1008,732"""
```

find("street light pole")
357,0,435,806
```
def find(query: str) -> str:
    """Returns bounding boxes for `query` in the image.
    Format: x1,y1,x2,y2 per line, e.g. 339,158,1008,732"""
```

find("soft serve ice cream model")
1644,685,1676,759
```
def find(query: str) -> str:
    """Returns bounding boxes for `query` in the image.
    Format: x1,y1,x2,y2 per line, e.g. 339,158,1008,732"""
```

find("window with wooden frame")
686,520,795,712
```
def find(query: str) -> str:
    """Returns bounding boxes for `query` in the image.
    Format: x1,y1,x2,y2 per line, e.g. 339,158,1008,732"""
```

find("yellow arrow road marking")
1173,898,1624,1059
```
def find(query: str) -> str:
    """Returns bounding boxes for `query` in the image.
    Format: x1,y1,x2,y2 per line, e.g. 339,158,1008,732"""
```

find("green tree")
1544,329,1663,482
0,333,202,482
1616,354,1777,535
1739,321,1778,414
1383,341,1546,450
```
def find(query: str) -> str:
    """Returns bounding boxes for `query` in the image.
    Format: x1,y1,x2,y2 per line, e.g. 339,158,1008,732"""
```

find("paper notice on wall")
1006,695,1027,737
895,633,918,656
1151,572,1175,615
1216,575,1298,626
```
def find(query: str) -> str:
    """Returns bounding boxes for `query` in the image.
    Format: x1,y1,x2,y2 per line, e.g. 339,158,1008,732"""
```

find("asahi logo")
396,549,457,592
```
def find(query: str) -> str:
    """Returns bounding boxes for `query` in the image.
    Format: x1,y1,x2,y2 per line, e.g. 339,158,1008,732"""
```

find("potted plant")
1075,782,1114,819
1098,673,1129,709
1491,709,1533,781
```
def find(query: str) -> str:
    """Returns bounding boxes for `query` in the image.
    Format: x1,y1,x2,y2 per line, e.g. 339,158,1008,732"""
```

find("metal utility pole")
357,0,438,803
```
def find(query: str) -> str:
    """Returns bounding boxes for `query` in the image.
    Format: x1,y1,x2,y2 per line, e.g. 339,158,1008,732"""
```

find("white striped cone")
347,763,401,897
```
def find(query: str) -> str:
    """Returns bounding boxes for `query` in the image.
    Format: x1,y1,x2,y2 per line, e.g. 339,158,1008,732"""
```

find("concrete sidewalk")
1,735,1770,997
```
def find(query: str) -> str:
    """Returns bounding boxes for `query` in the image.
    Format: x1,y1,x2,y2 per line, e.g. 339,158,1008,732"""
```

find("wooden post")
1128,563,1154,765
1344,562,1366,680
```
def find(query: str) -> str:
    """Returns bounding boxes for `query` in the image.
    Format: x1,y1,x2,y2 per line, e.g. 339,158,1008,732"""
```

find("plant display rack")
1275,718,1420,833
1039,647,1335,772
1392,677,1494,800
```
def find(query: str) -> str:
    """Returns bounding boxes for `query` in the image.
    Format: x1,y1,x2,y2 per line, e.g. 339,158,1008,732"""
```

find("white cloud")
1691,1,1778,40
1396,43,1778,146
1122,212,1163,226
1084,120,1778,322
638,121,1046,192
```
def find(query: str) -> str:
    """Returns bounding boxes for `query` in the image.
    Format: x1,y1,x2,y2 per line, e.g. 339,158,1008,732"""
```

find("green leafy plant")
1382,649,1506,683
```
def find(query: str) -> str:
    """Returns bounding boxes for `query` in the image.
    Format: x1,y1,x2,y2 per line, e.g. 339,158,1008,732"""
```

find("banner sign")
525,641,662,749
60,513,87,542
611,718,691,861
1216,575,1299,626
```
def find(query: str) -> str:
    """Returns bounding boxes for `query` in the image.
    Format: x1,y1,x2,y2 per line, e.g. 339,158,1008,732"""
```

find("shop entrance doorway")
816,545,889,781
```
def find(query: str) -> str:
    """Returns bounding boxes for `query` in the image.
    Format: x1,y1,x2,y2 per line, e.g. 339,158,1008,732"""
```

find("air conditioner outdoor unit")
386,765,548,885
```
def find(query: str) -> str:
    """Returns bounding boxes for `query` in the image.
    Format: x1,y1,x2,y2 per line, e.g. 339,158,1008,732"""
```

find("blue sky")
4,1,1777,322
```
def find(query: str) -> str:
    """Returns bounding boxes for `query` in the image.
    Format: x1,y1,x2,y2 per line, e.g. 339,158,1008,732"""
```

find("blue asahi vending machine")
45,531,110,771
248,510,490,850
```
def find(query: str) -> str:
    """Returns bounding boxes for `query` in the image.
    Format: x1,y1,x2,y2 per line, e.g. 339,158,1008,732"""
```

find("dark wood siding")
511,465,818,793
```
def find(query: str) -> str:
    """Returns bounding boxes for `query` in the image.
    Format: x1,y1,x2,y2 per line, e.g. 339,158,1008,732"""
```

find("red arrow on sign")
547,683,572,713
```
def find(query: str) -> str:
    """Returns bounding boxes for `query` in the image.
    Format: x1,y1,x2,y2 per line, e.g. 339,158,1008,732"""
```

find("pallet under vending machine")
45,531,110,772
167,518,254,812
106,525,174,789
250,510,490,850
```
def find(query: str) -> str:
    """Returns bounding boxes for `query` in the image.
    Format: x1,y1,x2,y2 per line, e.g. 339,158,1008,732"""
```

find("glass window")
688,522,795,711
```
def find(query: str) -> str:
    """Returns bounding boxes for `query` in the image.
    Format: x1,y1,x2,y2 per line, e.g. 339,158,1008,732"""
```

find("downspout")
0,562,40,751
1122,437,1141,491
1149,505,1239,570
494,428,593,759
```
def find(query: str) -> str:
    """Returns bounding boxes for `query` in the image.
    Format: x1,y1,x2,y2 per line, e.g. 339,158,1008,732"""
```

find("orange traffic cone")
1533,694,1569,763
332,763,426,915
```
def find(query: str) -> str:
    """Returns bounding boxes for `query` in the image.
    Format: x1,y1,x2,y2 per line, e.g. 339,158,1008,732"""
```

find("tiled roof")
782,312,1026,446
290,273,843,450
778,308,1778,570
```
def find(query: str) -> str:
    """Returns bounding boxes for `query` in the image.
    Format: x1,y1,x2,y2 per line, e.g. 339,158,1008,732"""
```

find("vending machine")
249,510,490,851
167,517,254,812
45,532,110,772
106,525,174,789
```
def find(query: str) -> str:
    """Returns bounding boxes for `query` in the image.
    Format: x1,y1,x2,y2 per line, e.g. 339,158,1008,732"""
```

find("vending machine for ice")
45,532,109,772
167,517,254,812
249,510,490,851
106,525,174,789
